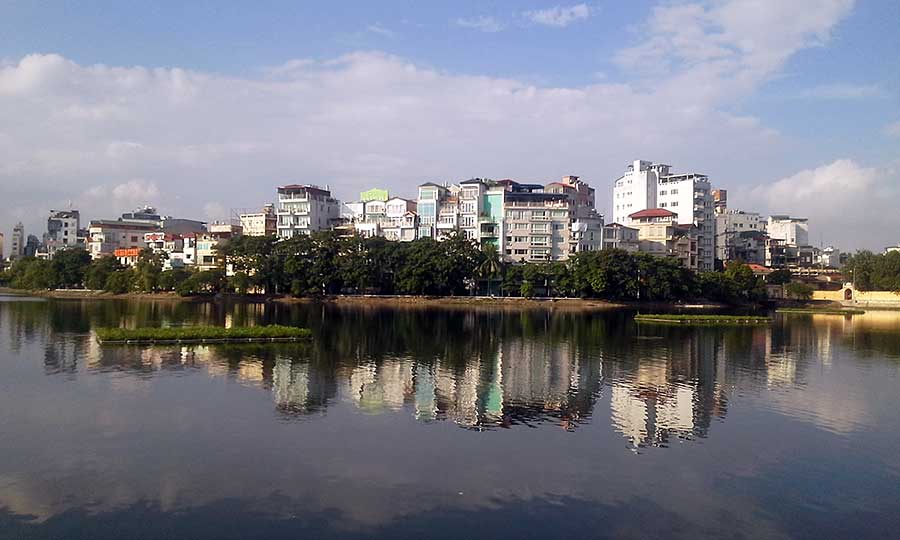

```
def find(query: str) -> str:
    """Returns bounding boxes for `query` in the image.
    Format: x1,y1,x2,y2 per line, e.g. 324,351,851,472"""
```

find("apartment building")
416,177,602,262
613,160,715,270
10,223,24,260
276,184,340,238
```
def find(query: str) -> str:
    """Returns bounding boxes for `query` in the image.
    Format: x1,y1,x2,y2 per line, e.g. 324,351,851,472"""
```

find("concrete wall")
814,287,900,308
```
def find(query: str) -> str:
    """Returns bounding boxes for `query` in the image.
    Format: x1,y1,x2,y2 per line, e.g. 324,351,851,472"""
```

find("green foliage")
86,257,124,290
104,270,133,294
634,314,772,325
158,268,191,292
767,269,793,285
95,325,311,343
176,270,226,297
844,251,900,291
784,282,815,301
50,248,92,288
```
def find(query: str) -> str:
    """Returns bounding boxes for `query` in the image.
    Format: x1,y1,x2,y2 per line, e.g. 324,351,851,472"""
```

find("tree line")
1,231,783,303
842,251,900,291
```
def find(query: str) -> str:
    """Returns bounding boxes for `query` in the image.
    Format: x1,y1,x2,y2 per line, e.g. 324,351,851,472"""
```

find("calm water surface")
1,295,899,539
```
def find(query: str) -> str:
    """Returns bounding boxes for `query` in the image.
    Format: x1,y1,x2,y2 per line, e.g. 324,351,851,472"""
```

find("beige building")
627,208,698,270
239,205,276,236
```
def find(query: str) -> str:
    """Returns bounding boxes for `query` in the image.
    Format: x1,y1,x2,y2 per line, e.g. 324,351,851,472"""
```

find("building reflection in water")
8,300,900,447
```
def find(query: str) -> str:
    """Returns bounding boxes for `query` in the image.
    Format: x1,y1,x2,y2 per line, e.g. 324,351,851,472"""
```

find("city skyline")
2,0,899,250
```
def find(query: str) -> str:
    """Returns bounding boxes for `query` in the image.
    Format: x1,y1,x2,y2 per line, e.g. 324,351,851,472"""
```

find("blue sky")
1,0,899,249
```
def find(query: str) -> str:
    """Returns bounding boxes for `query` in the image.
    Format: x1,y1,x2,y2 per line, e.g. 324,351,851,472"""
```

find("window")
671,202,678,207
660,203,667,208
660,190,667,195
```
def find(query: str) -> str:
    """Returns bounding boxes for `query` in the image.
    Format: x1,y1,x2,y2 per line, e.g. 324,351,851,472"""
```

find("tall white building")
613,160,715,270
276,184,340,238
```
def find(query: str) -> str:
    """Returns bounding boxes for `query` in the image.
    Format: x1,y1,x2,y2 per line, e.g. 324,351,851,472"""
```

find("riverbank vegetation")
1,232,774,304
95,325,311,343
634,314,772,325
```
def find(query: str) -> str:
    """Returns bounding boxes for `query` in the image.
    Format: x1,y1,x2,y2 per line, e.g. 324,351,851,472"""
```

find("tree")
86,256,124,290
104,270,133,294
767,269,792,285
132,249,165,292
51,248,91,288
477,244,503,296
785,282,814,301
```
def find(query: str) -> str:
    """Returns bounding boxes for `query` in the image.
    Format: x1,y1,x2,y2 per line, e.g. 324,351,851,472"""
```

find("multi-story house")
627,208,698,270
602,223,639,252
383,198,418,242
43,210,82,257
276,184,340,238
89,219,160,261
416,182,451,239
613,160,715,270
239,205,277,237
715,209,764,263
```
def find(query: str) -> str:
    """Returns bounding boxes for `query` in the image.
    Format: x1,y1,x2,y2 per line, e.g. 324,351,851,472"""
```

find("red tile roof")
628,208,676,219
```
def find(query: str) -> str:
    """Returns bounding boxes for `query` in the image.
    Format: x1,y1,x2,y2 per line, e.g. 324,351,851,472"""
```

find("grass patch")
634,314,772,325
96,325,312,344
776,308,865,315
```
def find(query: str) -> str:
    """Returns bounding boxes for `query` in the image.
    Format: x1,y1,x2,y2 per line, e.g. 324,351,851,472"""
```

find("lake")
1,295,899,539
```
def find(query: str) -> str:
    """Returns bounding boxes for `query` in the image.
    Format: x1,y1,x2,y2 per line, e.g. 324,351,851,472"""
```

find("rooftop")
628,208,677,219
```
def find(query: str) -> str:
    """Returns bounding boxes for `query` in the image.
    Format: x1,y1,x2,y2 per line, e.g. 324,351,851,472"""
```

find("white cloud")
746,159,900,249
788,83,886,100
616,0,855,103
456,16,504,33
526,4,591,27
884,121,900,137
367,23,396,39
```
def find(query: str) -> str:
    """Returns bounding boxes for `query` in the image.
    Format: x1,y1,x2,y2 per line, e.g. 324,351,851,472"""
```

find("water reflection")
2,298,900,539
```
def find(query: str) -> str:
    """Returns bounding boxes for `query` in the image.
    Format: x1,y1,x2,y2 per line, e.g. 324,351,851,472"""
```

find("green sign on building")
360,188,389,202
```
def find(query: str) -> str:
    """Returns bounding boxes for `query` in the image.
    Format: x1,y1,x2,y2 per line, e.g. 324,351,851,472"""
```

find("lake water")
1,295,899,539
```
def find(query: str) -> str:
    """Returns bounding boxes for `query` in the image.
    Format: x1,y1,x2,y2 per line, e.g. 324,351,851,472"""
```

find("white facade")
276,184,340,238
767,215,809,247
613,160,715,270
88,220,160,260
239,204,276,236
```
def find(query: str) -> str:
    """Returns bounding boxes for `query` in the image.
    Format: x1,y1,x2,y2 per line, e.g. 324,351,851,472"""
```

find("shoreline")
1,287,737,311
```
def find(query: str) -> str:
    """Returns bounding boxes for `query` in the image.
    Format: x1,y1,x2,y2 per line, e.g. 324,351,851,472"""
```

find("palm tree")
477,244,503,296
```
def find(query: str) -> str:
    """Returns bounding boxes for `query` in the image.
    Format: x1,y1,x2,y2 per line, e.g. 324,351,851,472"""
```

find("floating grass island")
95,325,312,344
776,308,866,315
634,314,772,325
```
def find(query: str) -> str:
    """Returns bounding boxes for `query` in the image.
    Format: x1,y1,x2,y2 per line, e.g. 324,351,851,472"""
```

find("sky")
1,0,898,251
